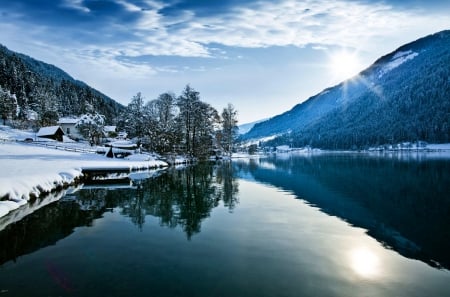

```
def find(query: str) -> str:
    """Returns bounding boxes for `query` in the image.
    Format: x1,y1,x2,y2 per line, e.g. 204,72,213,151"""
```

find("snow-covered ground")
0,125,171,218
0,142,168,217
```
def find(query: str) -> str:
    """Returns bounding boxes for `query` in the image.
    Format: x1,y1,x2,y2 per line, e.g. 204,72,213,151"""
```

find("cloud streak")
4,0,450,59
1,0,449,70
1,0,449,122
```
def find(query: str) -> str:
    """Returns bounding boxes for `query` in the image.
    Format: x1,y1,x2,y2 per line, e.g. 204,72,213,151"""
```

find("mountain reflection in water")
234,153,450,270
1,155,450,297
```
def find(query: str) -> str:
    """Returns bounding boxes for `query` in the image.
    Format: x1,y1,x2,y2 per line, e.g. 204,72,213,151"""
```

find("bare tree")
221,103,238,157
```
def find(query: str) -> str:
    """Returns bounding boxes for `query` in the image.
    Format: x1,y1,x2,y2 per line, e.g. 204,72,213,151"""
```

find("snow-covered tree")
118,92,146,143
0,85,17,125
146,92,179,153
177,85,220,158
192,101,220,158
221,103,238,157
76,112,105,145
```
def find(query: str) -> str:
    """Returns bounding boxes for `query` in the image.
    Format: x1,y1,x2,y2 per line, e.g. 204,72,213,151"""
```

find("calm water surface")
1,153,449,297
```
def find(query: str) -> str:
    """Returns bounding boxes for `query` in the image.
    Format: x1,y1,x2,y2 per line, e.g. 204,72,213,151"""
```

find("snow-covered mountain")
241,30,450,148
238,118,268,135
0,44,123,123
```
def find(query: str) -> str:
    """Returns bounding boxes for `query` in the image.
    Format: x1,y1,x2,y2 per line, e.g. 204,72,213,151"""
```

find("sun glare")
350,247,381,278
329,50,363,81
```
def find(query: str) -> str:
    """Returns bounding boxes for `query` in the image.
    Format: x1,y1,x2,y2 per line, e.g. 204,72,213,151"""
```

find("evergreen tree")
0,85,17,125
39,110,59,127
0,44,123,127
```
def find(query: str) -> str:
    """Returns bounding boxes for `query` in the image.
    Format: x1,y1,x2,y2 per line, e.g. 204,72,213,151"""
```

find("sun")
328,50,363,81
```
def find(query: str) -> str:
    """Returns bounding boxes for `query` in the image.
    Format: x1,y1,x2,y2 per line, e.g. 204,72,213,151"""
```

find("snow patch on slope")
378,50,419,78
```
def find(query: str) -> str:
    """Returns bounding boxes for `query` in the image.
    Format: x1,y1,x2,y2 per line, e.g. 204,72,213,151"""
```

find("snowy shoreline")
0,142,169,218
1,132,449,220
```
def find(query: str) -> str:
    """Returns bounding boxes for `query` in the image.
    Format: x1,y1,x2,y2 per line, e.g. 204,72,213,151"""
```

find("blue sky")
0,0,449,123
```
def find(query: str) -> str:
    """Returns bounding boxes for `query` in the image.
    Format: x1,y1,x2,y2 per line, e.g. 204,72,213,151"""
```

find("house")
58,117,83,140
276,145,291,153
37,126,65,142
103,126,117,138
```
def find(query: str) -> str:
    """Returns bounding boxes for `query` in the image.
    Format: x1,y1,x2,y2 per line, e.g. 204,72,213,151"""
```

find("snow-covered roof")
58,117,79,124
107,140,137,149
37,126,64,137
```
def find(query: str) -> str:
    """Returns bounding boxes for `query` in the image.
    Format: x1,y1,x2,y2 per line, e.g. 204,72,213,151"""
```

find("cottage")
58,117,83,140
37,126,65,142
103,125,117,138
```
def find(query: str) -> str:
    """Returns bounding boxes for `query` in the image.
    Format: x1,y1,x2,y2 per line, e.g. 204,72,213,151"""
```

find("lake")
1,152,450,297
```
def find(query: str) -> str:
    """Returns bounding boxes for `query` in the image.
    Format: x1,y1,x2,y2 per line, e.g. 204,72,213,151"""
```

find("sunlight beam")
328,50,363,82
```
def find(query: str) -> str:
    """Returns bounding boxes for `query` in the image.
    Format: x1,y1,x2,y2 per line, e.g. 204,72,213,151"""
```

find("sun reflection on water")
350,247,381,278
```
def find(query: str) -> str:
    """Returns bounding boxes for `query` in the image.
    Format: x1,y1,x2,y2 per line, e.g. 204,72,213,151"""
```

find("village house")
57,117,83,140
36,126,65,142
103,125,117,138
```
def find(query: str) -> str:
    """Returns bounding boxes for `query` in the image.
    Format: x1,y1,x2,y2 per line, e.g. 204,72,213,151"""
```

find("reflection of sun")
328,50,363,81
350,248,380,278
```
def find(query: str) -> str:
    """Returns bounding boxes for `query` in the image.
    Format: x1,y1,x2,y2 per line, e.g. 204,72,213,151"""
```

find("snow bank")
0,142,168,219
0,125,35,141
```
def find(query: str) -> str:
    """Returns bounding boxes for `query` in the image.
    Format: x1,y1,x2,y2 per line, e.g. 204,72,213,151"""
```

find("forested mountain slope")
242,30,450,148
0,44,123,124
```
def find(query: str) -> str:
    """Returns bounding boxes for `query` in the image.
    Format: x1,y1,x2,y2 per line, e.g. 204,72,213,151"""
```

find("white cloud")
105,0,450,59
179,0,444,50
116,0,142,12
6,0,450,62
61,0,90,13
2,0,450,118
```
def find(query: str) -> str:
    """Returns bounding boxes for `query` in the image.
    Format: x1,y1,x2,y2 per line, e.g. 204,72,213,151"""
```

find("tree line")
257,31,450,150
0,44,123,128
117,85,238,159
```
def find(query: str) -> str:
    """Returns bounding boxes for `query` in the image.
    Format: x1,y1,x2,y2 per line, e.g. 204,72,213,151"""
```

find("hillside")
242,30,450,149
0,44,123,125
238,118,268,135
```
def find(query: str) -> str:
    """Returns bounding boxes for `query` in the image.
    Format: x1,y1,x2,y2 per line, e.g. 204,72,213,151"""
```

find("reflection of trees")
235,155,450,270
0,163,240,265
76,162,240,238
139,162,239,238
215,162,239,211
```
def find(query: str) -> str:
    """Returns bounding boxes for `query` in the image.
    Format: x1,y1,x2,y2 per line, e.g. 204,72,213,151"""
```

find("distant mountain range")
0,44,123,124
241,30,450,149
238,118,268,135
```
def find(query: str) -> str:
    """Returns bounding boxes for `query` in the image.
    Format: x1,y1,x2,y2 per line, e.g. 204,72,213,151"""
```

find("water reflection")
1,157,450,297
0,193,105,265
234,153,450,270
145,163,237,234
0,162,239,265
349,247,381,278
